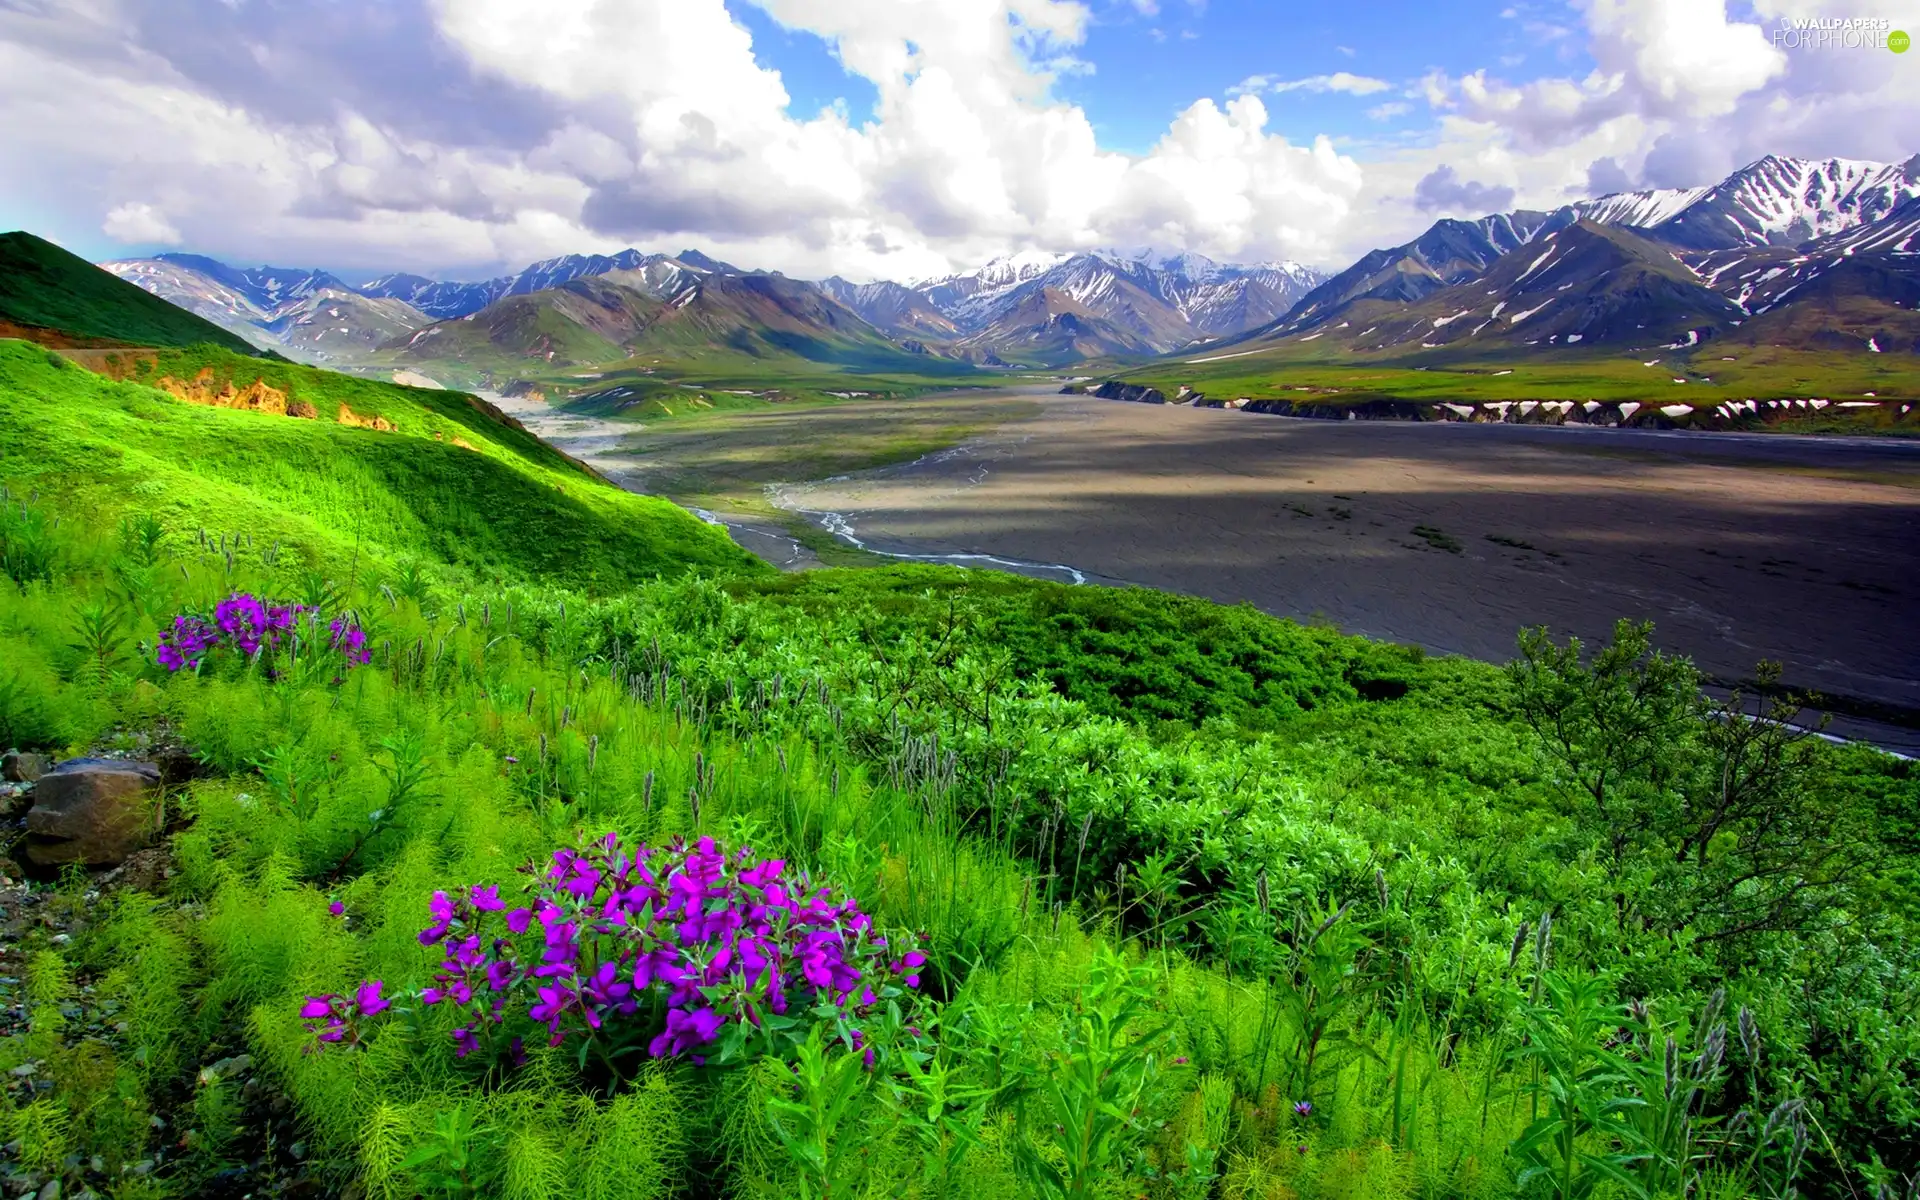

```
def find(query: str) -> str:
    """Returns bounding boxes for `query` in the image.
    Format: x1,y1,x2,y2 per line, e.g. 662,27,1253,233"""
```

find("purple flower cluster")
303,834,925,1070
154,592,369,676
298,982,391,1048
155,615,220,672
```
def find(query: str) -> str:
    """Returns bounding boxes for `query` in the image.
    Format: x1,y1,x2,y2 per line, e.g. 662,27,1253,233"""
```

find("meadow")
1097,343,1920,427
1,335,1917,1200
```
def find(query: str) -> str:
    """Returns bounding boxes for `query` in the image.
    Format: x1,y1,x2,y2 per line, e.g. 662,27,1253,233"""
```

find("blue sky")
732,0,1594,152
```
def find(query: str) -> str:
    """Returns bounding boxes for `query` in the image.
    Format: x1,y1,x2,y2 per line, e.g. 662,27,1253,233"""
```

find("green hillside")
0,339,759,588
2,259,1917,1200
0,231,259,353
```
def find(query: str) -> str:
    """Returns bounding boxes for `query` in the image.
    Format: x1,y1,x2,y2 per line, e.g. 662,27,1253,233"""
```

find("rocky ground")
0,748,338,1199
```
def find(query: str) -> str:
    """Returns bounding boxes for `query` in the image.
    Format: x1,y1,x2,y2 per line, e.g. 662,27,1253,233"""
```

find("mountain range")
1226,152,1920,359
88,151,1920,382
100,243,1327,375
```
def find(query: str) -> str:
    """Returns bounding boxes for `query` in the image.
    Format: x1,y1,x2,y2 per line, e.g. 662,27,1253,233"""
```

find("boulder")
23,758,162,867
3,751,50,782
1092,381,1168,405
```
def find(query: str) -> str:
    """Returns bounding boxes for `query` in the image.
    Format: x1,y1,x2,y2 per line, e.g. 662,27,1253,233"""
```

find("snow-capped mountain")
1639,155,1920,251
100,254,431,360
817,277,958,340
1243,152,1920,349
1261,212,1568,339
1570,186,1711,230
901,248,1327,362
359,249,740,320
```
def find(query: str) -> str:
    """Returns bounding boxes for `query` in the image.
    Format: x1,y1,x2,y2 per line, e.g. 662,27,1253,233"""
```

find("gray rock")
23,759,162,868
2,752,50,783
1092,381,1168,405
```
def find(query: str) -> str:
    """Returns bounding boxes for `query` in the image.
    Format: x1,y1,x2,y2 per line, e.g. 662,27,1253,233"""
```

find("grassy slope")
0,339,763,589
1102,341,1920,410
0,231,260,354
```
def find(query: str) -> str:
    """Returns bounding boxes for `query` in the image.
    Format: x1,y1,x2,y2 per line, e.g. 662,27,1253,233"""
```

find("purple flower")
156,615,218,672
215,593,270,655
300,833,920,1068
154,598,366,679
328,900,346,918
328,616,371,666
419,890,459,945
1294,1100,1313,1118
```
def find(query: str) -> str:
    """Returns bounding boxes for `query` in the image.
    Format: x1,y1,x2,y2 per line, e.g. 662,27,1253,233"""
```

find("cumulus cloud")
0,0,1367,279
102,202,182,245
1421,0,1786,152
1584,155,1637,195
1413,165,1517,214
1366,0,1920,258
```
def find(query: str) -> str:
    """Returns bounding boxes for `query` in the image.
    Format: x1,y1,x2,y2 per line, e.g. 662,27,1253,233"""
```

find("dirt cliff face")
336,403,397,431
154,368,298,417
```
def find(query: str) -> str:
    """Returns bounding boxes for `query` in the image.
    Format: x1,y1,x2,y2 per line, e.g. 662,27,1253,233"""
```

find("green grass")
0,339,761,589
1107,340,1920,417
0,231,260,354
2,508,1914,1199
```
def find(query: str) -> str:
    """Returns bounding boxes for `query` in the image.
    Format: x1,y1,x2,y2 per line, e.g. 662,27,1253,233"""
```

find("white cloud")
1271,72,1394,95
3,0,1915,288
102,202,183,245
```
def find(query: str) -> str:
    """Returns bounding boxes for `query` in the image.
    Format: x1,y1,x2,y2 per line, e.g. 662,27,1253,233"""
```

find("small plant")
0,489,60,584
1507,970,1649,1200
766,1027,875,1200
1412,525,1463,553
1015,946,1173,1200
397,1105,503,1199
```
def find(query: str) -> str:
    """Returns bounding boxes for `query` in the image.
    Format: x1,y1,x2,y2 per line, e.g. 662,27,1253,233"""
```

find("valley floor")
774,389,1920,751
477,380,1920,751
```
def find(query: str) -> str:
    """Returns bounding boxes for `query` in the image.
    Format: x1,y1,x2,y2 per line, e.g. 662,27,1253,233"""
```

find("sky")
0,0,1915,283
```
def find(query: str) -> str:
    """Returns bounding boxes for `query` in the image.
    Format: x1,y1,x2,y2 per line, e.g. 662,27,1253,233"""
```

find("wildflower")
154,596,366,679
328,899,346,918
328,615,371,665
419,890,458,944
302,833,920,1068
1294,1101,1313,1118
156,615,219,672
215,592,270,655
